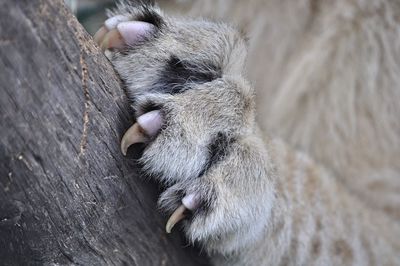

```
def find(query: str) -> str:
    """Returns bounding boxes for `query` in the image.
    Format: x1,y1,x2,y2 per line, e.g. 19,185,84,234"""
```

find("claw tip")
165,205,187,234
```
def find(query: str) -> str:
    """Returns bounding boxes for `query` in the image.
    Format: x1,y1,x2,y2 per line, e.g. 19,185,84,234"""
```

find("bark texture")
0,0,208,265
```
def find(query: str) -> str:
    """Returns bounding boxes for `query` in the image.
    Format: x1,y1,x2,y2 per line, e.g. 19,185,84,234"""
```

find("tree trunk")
0,0,208,265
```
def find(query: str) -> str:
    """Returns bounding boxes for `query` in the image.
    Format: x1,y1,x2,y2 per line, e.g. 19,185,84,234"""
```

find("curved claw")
165,193,201,233
100,29,124,51
120,110,163,156
93,26,108,45
166,204,187,234
94,15,128,46
120,123,148,156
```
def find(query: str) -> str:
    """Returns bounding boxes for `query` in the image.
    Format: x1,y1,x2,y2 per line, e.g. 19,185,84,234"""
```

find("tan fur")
104,1,400,265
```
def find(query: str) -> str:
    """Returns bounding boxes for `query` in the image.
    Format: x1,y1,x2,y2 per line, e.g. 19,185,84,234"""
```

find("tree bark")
0,0,208,265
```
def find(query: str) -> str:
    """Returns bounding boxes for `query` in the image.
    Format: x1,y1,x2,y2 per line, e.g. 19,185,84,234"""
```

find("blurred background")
64,0,194,34
65,0,115,34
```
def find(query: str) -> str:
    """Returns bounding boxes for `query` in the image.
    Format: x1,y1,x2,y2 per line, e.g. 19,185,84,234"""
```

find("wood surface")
0,1,209,265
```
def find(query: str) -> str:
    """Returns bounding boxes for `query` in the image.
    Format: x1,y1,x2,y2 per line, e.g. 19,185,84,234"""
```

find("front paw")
94,2,275,253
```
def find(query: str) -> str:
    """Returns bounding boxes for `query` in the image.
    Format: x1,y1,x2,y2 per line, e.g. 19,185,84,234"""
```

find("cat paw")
94,2,274,252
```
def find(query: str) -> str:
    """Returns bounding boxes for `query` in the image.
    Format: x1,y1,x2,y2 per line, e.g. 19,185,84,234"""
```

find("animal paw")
94,2,275,253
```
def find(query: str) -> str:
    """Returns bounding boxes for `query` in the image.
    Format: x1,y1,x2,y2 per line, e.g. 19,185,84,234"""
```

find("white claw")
100,29,124,51
165,193,201,233
120,110,163,156
93,26,108,45
166,204,187,234
120,123,148,156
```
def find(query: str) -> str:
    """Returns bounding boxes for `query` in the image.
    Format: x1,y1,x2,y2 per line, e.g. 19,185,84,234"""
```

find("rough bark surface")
0,0,209,265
